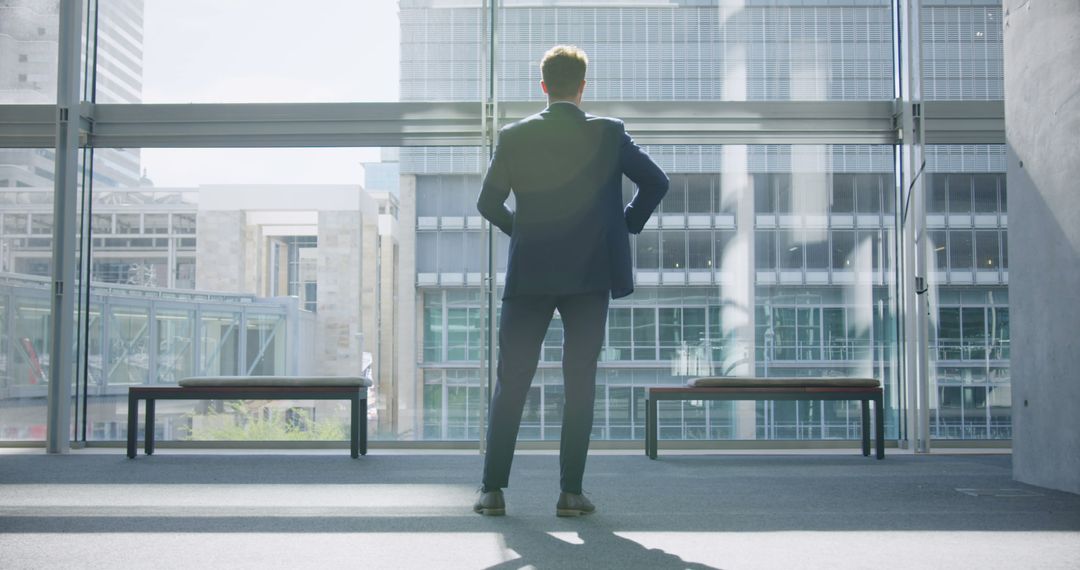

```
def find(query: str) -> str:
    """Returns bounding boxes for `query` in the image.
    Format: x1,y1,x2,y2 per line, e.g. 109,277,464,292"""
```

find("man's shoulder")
498,111,625,145
583,113,623,126
584,113,625,131
497,114,538,146
500,112,544,133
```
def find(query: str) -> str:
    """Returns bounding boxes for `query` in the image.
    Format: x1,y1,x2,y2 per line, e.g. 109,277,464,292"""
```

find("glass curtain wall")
921,0,1009,439
74,0,479,443
0,0,93,440
81,148,427,443
413,0,903,442
0,0,1010,444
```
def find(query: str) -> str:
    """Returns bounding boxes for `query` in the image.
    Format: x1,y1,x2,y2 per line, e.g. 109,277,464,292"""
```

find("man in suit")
474,45,668,517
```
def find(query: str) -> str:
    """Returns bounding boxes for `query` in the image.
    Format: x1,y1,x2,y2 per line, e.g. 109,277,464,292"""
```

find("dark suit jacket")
477,101,668,300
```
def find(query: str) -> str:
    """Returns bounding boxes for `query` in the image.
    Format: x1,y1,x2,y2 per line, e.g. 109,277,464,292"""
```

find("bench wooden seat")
645,377,884,460
127,376,372,459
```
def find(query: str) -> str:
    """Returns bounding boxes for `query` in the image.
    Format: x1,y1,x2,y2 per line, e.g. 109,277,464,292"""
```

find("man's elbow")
652,173,670,199
476,196,494,220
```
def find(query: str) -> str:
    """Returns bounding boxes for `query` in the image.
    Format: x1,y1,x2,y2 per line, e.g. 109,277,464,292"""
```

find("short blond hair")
541,45,588,99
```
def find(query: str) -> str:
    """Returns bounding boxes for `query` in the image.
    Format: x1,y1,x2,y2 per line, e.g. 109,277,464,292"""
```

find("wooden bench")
127,376,371,459
645,377,885,460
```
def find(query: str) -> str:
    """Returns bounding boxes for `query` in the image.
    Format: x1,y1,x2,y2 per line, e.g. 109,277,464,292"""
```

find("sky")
138,0,401,187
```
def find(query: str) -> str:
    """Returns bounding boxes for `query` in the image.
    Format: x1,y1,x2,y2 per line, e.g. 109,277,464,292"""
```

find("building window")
143,214,169,234
755,230,776,270
950,230,974,270
269,236,318,311
92,214,112,234
662,175,687,215
172,214,196,234
832,174,855,214
635,231,659,270
975,230,1000,270
687,230,712,270
115,214,140,234
661,231,686,270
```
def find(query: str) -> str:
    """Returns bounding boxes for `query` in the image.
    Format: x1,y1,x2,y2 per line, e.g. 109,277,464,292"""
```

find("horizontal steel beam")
504,101,902,145
0,105,57,148
0,100,1005,149
89,102,485,148
921,100,1006,145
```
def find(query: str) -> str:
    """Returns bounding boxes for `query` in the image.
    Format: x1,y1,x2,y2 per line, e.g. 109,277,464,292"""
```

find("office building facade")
401,0,1009,441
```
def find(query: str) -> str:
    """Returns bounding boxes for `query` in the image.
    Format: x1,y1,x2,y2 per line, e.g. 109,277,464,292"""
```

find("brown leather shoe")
473,489,505,516
556,492,595,517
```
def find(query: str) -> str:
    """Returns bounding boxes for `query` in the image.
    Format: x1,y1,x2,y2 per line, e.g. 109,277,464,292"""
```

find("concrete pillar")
195,211,248,293
316,211,363,378
397,174,419,439
1004,0,1080,495
377,226,399,435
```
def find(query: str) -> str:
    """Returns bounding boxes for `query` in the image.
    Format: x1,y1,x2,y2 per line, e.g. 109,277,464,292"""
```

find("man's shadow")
483,516,720,569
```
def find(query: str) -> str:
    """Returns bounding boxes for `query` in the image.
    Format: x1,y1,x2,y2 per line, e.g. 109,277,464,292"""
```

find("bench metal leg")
861,399,871,457
360,398,368,456
145,399,155,456
350,394,360,459
648,397,659,460
644,396,651,457
874,394,885,460
127,394,138,459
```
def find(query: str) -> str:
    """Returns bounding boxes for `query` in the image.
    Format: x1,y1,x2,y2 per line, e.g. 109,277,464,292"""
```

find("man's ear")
541,81,549,95
578,80,587,97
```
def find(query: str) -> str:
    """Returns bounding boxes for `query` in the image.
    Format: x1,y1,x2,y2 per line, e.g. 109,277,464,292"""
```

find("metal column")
46,0,84,454
898,0,932,453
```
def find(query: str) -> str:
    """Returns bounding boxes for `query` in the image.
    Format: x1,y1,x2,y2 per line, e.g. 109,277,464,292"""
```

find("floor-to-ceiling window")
0,0,1008,446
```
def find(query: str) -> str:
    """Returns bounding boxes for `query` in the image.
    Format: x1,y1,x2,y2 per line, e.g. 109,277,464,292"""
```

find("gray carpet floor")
0,450,1078,569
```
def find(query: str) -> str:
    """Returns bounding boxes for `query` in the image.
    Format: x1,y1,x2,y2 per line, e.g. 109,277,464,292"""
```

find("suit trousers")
482,291,610,494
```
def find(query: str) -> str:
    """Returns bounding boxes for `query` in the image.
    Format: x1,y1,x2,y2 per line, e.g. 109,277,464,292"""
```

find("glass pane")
0,1,59,103
632,308,656,361
929,174,948,214
921,1,1004,101
962,307,987,361
950,230,973,269
832,230,855,270
416,233,437,273
0,143,80,439
687,231,713,270
855,175,881,214
499,1,894,102
776,175,794,215
972,174,999,213
926,144,1009,439
805,235,828,270
438,232,464,274
937,307,961,360
661,231,686,270
929,230,948,271
116,0,407,103
948,175,972,214
831,174,855,214
606,308,632,362
975,230,1000,270
755,230,776,270
658,308,682,361
83,146,484,443
662,176,687,215
635,231,659,270
686,175,713,214
754,175,775,214
778,230,802,270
